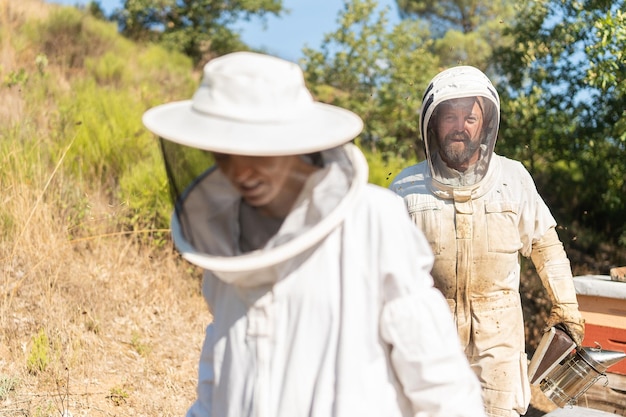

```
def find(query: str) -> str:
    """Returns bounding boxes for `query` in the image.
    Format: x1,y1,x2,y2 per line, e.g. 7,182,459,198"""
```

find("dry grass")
0,182,210,416
0,2,211,415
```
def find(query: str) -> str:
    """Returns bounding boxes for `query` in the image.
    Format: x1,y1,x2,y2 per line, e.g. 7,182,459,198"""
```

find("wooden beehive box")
572,275,626,377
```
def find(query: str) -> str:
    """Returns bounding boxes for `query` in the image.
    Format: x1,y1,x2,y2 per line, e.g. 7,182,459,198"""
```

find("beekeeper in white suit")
390,66,585,417
142,52,485,417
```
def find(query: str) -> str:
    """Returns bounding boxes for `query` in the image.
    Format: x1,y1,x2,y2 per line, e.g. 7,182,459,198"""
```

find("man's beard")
440,132,481,168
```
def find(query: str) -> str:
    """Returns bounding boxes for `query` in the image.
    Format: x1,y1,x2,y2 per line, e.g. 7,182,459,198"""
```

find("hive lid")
573,275,626,300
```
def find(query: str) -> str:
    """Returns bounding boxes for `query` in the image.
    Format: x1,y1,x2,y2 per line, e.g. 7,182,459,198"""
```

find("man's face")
212,153,314,218
435,97,484,171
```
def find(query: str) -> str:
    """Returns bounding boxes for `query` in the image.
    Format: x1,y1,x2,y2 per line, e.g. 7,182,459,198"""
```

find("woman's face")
212,153,318,218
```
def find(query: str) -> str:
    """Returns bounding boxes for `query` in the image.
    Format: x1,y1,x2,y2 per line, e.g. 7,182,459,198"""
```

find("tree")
496,0,626,257
301,0,439,160
396,0,506,34
86,1,107,20
114,0,284,65
395,0,516,69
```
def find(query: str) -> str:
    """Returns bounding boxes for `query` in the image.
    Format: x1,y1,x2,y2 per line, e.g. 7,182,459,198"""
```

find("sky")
48,0,401,62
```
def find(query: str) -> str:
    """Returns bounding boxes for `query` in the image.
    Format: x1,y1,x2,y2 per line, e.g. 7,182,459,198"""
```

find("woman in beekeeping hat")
143,51,485,417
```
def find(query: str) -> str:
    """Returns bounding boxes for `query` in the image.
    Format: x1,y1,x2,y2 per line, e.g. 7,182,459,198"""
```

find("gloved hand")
544,304,585,346
531,227,586,347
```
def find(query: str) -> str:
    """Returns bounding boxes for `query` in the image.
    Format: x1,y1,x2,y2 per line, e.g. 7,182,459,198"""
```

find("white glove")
530,227,585,346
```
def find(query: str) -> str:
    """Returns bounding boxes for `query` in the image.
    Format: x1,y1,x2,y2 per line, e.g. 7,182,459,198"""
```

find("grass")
0,1,209,415
26,330,50,375
0,376,18,401
0,180,209,415
0,1,612,416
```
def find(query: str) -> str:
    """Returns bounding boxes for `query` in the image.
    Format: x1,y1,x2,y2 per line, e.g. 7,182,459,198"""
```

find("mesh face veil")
158,138,367,282
419,66,500,188
142,52,367,281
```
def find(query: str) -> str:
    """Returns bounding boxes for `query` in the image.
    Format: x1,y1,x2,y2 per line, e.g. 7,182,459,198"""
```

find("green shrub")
85,51,129,86
118,151,172,233
359,143,416,188
136,44,196,105
29,7,123,71
107,386,130,406
3,68,28,87
58,80,152,184
0,375,18,401
26,329,50,375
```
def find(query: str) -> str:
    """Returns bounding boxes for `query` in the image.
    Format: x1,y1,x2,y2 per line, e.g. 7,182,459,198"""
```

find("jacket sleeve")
186,324,215,417
530,226,585,345
378,193,486,417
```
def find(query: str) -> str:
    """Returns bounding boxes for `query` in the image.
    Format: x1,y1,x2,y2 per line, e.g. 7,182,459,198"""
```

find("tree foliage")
496,0,626,251
395,0,516,71
396,0,507,34
107,0,625,257
303,0,625,262
114,0,284,65
302,0,438,160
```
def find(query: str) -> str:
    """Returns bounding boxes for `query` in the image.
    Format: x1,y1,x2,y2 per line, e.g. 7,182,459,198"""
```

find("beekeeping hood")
142,52,365,285
420,66,500,190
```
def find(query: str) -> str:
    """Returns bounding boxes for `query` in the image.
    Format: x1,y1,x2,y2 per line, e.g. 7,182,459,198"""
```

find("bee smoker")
528,326,626,408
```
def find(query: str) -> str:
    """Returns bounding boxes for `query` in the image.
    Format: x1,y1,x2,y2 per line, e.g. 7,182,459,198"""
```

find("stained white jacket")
391,154,561,415
178,144,485,417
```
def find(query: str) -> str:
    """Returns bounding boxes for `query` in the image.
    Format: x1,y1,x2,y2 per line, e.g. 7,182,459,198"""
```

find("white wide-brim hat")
143,51,363,156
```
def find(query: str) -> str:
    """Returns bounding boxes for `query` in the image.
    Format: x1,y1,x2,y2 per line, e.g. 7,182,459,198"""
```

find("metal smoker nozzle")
579,347,626,373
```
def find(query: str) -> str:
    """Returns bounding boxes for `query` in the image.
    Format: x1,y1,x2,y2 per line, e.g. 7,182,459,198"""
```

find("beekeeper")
142,52,485,417
390,66,585,417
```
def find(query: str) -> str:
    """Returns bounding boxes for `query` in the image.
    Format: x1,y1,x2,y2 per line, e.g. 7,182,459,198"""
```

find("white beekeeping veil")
419,66,500,187
142,52,366,283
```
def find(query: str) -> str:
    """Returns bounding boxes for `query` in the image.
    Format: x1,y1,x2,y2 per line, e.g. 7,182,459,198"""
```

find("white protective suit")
390,66,584,417
173,144,485,417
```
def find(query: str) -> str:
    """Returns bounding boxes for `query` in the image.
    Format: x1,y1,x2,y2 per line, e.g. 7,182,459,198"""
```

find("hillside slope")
1,1,210,415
